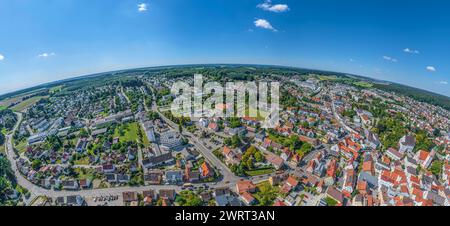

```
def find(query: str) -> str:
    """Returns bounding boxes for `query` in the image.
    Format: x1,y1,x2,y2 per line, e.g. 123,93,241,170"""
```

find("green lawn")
138,123,150,146
114,122,149,146
256,181,271,189
324,197,338,206
15,139,28,154
245,106,269,121
74,168,95,180
74,156,90,165
245,168,274,176
0,143,5,154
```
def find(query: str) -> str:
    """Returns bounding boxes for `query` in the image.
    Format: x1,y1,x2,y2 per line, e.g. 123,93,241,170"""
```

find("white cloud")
426,66,436,72
38,52,56,58
257,0,289,13
439,81,448,85
138,3,148,12
0,54,4,61
254,19,277,31
383,56,398,63
403,48,420,54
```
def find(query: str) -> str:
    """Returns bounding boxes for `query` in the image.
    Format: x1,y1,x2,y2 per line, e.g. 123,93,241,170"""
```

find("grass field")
353,81,373,88
244,106,269,121
49,85,63,94
0,143,5,154
114,122,150,146
11,96,48,112
317,75,339,81
0,88,46,107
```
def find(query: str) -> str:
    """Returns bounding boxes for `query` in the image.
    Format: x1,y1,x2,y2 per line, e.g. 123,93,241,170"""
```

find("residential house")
236,180,256,194
399,135,416,154
414,150,435,169
123,192,138,204
386,148,404,161
265,153,284,170
240,192,256,206
200,162,214,178
159,189,176,201
165,170,184,184
326,186,344,206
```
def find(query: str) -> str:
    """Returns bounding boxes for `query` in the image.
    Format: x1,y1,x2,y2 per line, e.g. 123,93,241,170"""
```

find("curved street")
4,104,273,204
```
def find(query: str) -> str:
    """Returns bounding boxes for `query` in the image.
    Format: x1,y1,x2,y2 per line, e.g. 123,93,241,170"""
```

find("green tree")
175,191,203,206
79,128,89,138
430,160,444,177
414,130,434,152
256,183,279,206
246,158,254,170
289,135,302,151
254,151,264,162
31,159,42,171
299,143,313,155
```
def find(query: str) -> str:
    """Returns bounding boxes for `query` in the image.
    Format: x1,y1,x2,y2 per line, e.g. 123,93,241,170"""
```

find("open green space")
353,81,373,88
11,96,49,112
253,181,280,206
245,168,274,176
15,139,28,154
74,156,90,165
114,122,150,146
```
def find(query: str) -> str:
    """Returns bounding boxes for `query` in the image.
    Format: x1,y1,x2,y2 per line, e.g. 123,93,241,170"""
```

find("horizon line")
1,63,449,100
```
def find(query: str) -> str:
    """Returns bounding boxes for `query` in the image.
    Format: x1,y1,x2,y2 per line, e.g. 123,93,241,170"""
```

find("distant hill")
372,82,450,111
1,64,449,111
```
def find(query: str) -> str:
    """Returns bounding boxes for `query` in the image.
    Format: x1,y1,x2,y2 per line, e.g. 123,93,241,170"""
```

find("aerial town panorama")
0,1,449,209
0,65,449,207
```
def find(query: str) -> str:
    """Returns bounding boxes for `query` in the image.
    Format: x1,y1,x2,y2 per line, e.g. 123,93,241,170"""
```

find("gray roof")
402,135,416,146
358,171,378,188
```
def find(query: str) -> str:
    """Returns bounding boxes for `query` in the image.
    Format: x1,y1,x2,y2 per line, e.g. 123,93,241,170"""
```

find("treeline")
0,109,17,146
0,155,17,205
0,109,17,131
373,83,450,111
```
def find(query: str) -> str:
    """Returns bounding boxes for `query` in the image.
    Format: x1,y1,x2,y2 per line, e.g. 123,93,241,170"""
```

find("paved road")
121,86,131,104
331,97,357,134
149,92,275,186
151,99,239,185
2,91,272,205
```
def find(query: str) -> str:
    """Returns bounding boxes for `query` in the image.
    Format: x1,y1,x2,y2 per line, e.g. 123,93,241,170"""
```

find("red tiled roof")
273,200,287,206
286,176,298,188
236,180,256,194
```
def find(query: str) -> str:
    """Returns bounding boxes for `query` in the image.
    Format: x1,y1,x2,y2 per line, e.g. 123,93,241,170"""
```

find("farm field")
10,96,49,112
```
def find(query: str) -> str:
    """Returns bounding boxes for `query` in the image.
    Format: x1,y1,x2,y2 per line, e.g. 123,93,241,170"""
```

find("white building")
399,135,416,154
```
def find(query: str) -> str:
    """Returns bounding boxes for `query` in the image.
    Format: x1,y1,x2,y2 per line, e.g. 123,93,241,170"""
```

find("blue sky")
0,0,449,96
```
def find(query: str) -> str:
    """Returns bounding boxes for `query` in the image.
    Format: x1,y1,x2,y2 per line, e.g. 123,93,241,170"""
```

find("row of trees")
0,156,17,205
230,146,265,176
